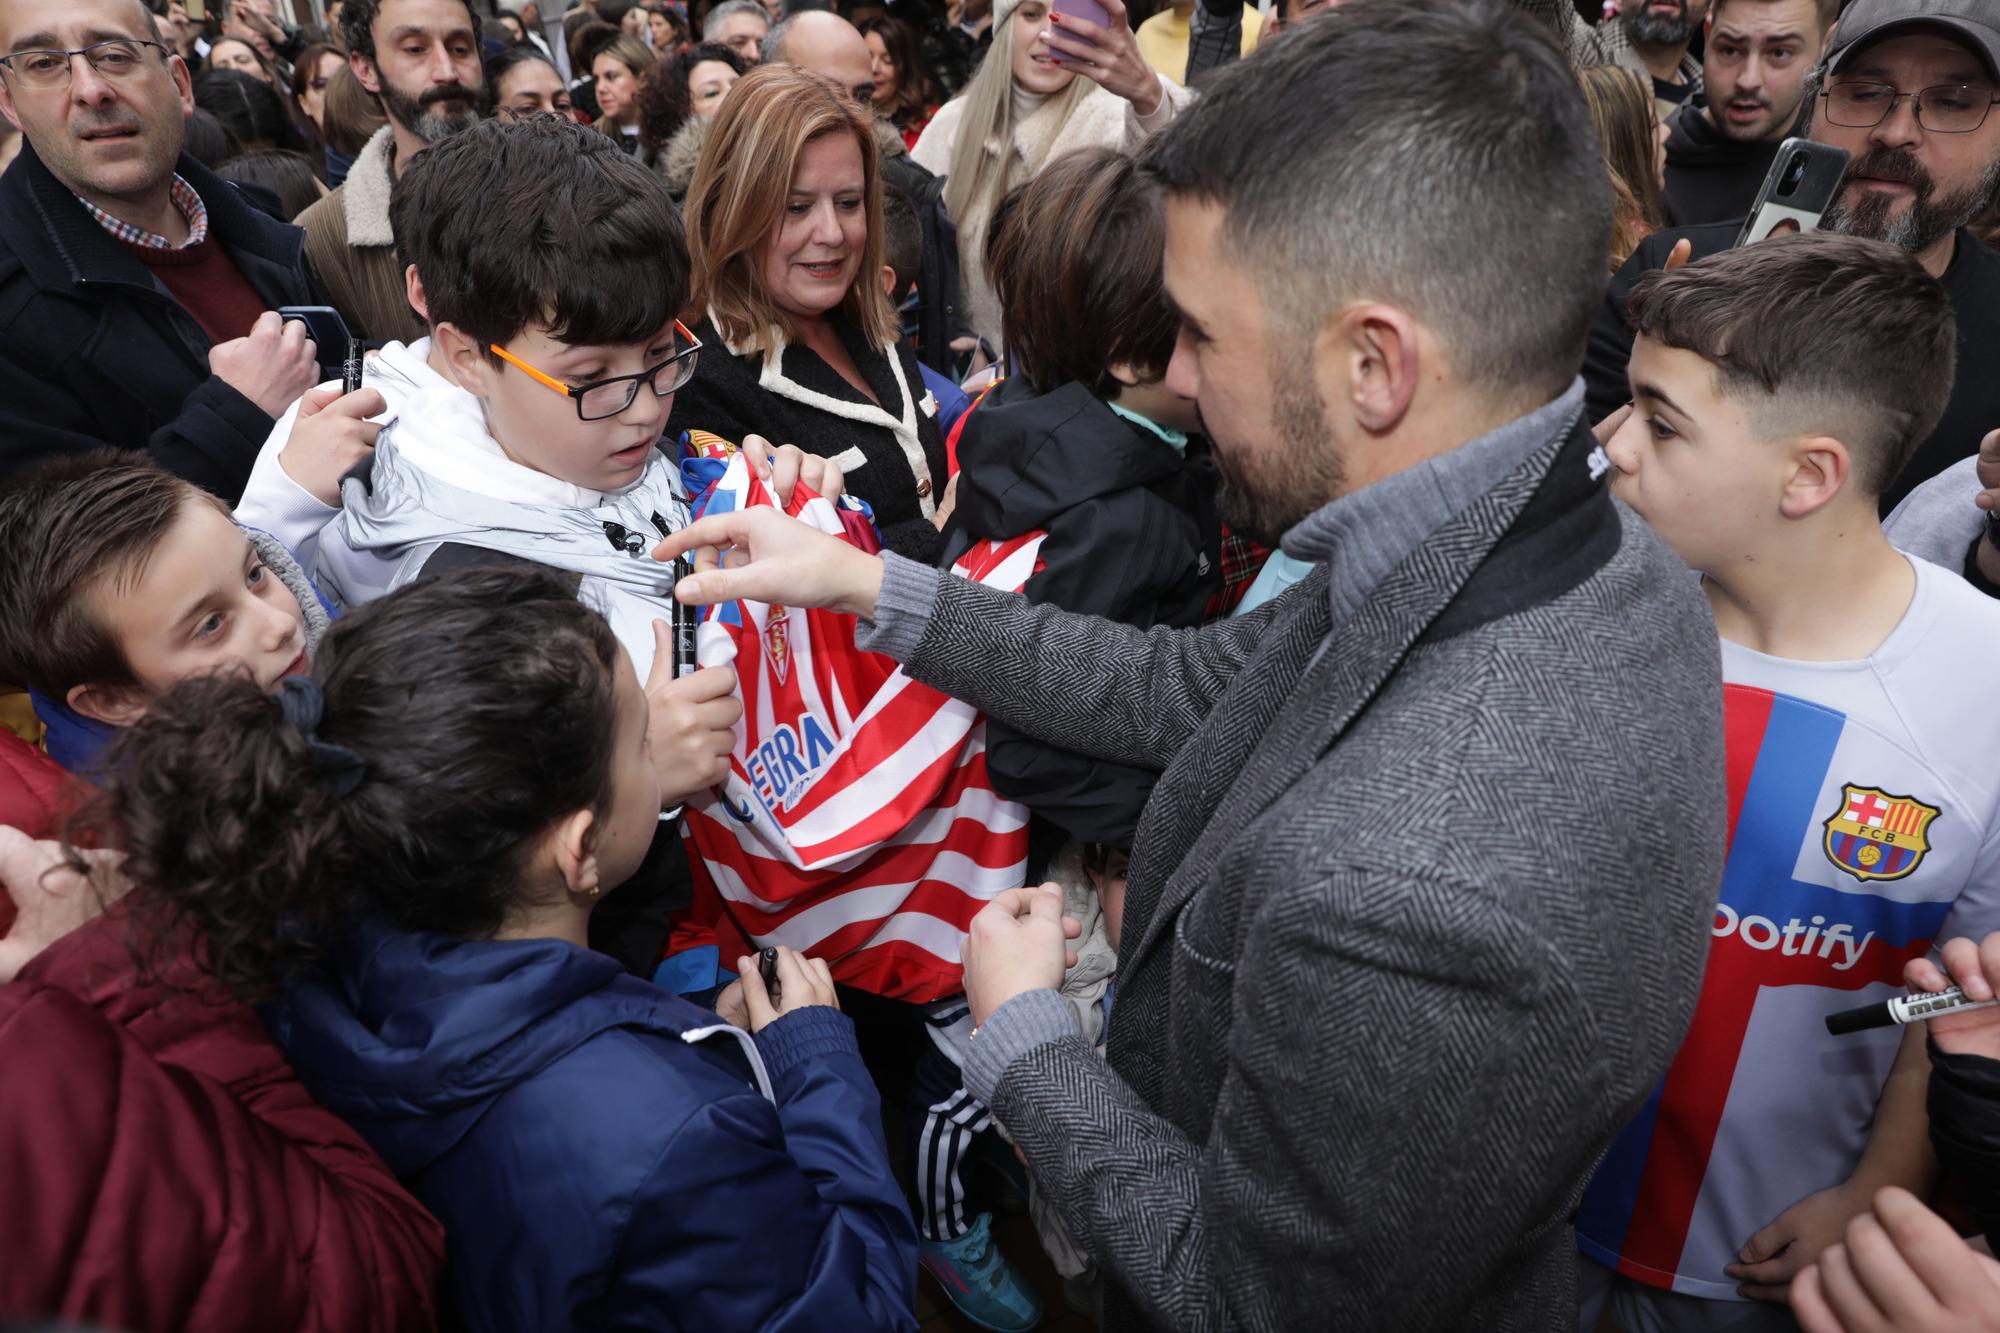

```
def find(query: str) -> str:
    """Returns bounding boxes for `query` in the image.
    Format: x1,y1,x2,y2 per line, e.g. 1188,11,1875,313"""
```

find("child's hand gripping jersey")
673,451,1045,1002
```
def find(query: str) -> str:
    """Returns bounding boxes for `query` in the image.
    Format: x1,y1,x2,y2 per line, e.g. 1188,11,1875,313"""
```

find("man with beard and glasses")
0,0,318,499
1662,0,1834,224
650,3,1729,1327
1586,0,2000,512
297,0,482,344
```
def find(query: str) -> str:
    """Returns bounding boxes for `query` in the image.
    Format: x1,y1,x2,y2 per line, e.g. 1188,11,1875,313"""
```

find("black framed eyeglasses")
489,320,704,422
1821,80,2000,134
0,39,172,90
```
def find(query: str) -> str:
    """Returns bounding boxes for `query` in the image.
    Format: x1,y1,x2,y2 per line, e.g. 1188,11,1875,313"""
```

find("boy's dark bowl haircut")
1627,232,1957,498
988,146,1176,399
390,116,691,358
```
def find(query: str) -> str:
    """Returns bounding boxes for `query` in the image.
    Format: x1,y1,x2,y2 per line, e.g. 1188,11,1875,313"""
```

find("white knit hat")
992,0,1026,32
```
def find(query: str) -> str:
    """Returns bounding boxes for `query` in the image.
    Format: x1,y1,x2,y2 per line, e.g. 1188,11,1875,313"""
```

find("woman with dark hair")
76,566,918,1331
290,43,348,133
194,69,307,157
646,2,691,53
485,45,576,121
639,40,744,190
217,149,330,221
207,35,281,87
182,107,243,168
858,16,938,148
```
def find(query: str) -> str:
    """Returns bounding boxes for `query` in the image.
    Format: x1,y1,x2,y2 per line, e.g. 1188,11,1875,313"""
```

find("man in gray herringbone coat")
661,2,1729,1328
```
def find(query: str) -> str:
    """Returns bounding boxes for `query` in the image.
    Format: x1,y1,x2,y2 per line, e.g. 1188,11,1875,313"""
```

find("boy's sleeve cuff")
963,989,1078,1104
855,551,941,663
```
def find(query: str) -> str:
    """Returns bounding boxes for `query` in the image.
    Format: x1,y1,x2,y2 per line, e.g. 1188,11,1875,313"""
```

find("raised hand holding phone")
1734,140,1850,247
1040,0,1163,116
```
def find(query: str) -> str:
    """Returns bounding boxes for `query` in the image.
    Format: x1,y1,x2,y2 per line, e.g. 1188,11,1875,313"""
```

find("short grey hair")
760,13,793,64
1146,0,1612,403
704,0,769,40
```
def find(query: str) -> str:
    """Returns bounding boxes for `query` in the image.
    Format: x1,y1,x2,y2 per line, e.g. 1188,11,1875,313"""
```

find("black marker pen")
1825,985,2000,1035
342,337,364,395
672,557,696,678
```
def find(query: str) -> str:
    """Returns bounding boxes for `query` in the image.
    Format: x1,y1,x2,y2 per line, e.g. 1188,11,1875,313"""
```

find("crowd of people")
5,0,2000,1330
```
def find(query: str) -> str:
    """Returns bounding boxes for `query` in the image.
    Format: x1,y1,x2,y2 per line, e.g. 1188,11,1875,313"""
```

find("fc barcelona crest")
765,605,793,685
1822,784,1939,882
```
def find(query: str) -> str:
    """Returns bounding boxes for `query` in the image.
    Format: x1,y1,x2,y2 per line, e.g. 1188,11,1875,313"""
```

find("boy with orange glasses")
237,115,843,821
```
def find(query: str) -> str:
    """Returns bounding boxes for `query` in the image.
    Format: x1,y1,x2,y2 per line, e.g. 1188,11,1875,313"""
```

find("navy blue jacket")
266,924,918,1331
0,141,316,503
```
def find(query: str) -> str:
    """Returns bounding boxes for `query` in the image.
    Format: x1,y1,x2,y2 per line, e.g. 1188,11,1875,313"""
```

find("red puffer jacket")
0,902,446,1329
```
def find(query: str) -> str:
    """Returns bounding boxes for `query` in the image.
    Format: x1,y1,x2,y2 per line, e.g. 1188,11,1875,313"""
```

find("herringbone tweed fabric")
903,421,1728,1330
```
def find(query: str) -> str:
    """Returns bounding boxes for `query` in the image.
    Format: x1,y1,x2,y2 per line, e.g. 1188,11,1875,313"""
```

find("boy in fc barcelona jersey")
1577,232,2000,1331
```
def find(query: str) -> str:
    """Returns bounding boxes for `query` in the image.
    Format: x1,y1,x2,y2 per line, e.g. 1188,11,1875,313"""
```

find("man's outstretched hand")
652,506,886,621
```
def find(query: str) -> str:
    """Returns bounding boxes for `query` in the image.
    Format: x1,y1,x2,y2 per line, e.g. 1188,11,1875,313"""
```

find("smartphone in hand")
1048,0,1112,60
1734,139,1850,247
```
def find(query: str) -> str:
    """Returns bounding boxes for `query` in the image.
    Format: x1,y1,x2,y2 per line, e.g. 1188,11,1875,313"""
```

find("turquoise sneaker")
919,1211,1044,1332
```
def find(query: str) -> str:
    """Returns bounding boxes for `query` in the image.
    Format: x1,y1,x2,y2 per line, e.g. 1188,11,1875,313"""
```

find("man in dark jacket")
658,4,1729,1328
0,0,321,503
1587,0,2000,512
1661,0,1832,225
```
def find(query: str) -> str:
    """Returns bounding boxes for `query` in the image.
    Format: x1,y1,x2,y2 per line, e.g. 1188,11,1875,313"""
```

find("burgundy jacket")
0,734,446,1330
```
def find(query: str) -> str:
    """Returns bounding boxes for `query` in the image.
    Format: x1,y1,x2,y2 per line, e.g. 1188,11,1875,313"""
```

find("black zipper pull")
603,520,645,554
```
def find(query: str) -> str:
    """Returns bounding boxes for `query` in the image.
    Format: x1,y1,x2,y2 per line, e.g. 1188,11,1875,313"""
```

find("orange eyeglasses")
488,320,703,421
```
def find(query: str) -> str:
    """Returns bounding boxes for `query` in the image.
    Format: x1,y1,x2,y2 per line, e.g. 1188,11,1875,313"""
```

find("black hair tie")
276,676,367,797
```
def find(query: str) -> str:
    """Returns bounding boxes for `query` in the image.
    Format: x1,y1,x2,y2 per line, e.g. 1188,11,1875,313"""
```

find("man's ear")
348,48,381,97
877,264,897,300
170,53,195,119
66,681,148,729
1317,302,1420,437
1778,434,1852,520
549,808,601,899
1105,361,1143,389
432,322,495,398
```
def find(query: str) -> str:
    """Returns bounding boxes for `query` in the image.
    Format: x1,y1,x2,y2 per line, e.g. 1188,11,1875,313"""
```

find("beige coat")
911,74,1189,350
296,126,425,345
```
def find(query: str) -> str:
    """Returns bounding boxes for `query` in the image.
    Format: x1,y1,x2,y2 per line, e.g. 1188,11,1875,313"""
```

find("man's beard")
1209,368,1348,549
377,76,483,144
1623,0,1695,48
1821,146,2000,255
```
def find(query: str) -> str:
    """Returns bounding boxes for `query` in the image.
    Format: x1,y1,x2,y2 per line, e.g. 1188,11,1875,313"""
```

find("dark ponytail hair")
77,567,626,1001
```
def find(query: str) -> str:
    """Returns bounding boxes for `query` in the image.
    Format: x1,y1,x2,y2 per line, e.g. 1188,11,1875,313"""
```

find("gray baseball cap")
1826,0,2000,81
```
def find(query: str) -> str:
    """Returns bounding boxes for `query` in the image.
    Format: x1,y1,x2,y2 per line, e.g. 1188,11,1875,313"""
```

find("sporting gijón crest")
764,605,793,685
1823,784,1939,882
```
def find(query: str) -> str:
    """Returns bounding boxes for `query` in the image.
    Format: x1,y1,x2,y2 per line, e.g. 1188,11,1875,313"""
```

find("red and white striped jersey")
673,455,1044,1002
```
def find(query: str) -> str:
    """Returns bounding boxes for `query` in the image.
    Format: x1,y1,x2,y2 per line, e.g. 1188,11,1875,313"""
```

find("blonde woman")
911,0,1189,349
668,65,949,561
1578,64,1669,270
